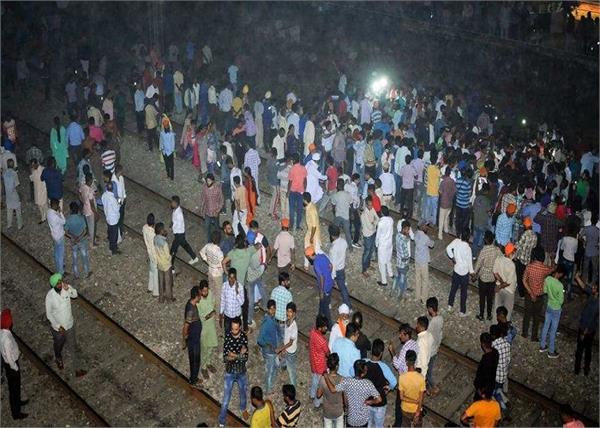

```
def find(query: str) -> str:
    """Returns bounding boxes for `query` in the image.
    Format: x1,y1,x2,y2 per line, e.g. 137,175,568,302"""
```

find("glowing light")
494,115,498,121
521,118,527,126
371,76,389,95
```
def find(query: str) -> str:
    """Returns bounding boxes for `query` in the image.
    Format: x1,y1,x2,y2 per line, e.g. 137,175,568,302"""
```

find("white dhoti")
377,247,393,284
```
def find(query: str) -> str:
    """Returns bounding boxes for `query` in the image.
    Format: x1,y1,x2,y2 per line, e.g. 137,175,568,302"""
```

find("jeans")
324,415,344,428
540,307,561,353
392,265,409,297
426,354,437,388
247,278,267,325
493,381,507,410
289,191,303,230
164,153,174,180
472,226,487,258
205,216,219,243
53,238,65,274
71,240,90,278
448,272,469,314
361,234,376,273
107,223,119,254
368,405,387,428
575,328,595,375
478,280,495,319
334,217,353,251
218,372,248,425
334,269,352,309
188,338,201,383
350,207,361,244
285,351,298,388
559,257,575,298
424,195,438,225
310,373,322,407
319,292,332,328
262,351,278,393
455,206,471,237
394,173,402,205
51,325,80,370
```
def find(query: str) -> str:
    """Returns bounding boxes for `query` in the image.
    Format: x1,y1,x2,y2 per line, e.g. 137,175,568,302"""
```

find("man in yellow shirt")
398,350,425,427
303,192,321,270
423,157,440,225
461,385,501,428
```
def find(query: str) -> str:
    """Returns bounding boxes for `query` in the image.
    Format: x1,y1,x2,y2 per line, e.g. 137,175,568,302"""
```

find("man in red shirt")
367,183,381,214
287,153,307,232
309,314,330,408
522,247,554,341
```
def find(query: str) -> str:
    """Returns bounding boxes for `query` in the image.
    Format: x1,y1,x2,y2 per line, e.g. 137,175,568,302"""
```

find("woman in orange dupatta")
244,166,257,226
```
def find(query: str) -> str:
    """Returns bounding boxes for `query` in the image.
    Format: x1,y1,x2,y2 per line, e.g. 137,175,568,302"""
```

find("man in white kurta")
375,207,394,286
306,153,326,206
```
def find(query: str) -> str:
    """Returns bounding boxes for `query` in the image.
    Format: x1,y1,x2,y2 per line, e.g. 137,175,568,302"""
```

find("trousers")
171,232,196,267
51,325,81,370
575,329,595,375
448,272,469,314
2,360,22,418
377,249,393,284
158,269,174,301
522,293,544,339
478,280,495,318
188,338,201,383
6,206,22,229
233,209,248,237
494,289,515,321
362,234,376,273
438,207,452,239
414,263,429,303
148,259,159,296
163,153,174,180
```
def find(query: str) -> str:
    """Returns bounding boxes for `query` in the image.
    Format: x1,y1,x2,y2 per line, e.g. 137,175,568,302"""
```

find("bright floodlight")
521,118,527,126
371,76,389,95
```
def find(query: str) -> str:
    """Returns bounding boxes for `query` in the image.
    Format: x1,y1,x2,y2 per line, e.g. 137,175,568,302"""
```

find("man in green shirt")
540,265,565,358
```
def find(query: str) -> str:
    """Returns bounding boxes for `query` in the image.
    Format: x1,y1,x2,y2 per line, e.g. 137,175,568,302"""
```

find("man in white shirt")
329,225,352,309
45,273,86,377
47,198,66,274
200,230,225,311
218,86,233,112
112,164,126,243
446,230,474,316
170,195,199,272
415,316,434,379
426,297,443,395
379,163,395,208
0,308,28,419
101,182,121,255
303,115,315,157
142,213,159,297
394,143,411,205
359,95,372,125
345,173,362,248
375,206,394,286
306,153,327,208
360,196,379,276
272,128,286,161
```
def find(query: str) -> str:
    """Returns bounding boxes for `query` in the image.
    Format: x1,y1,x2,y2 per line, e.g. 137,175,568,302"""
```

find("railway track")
5,331,108,426
10,109,598,426
2,234,247,427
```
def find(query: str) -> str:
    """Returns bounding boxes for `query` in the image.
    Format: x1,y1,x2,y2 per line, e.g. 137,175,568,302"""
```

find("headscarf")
1,309,13,330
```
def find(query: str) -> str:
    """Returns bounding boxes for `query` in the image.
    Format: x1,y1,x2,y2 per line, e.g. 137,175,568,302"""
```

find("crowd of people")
1,11,598,428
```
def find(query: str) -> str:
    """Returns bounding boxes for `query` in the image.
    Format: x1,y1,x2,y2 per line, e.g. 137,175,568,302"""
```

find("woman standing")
244,166,258,226
50,116,68,174
196,280,218,380
29,158,47,224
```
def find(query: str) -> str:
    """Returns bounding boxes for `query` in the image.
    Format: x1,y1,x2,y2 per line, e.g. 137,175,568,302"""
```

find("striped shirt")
277,400,301,427
243,148,261,181
393,339,419,374
101,149,116,173
370,110,382,124
270,285,293,322
455,177,472,208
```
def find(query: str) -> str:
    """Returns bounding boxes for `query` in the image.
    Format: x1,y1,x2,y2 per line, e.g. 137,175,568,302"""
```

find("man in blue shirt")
40,158,63,204
257,300,280,394
160,124,176,180
66,114,85,167
305,246,334,328
331,322,360,377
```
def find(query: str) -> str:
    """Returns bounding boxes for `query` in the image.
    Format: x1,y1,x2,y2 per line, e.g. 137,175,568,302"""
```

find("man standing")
495,203,516,246
366,339,397,428
101,182,121,255
273,219,296,273
1,309,28,420
218,317,250,426
473,231,502,321
394,220,411,297
243,142,261,203
305,246,334,328
170,195,199,269
41,158,63,210
232,175,248,237
389,323,419,427
426,298,443,396
197,280,218,380
398,350,425,427
330,178,353,250
375,206,394,287
144,95,159,151
47,199,66,274
200,173,224,243
399,155,417,215
219,268,245,334
474,332,499,398
257,300,280,395
415,316,434,380
303,192,322,270
521,247,553,340
309,315,329,408
573,273,599,376
493,243,518,320
64,202,91,279
454,169,473,238
360,196,379,277
423,160,440,225
154,223,174,303
200,230,225,310
515,217,537,296
437,168,456,240
66,114,85,167
134,82,145,133
3,159,22,230
539,265,566,358
331,322,361,378
490,324,511,411
45,273,87,377
288,154,307,232
112,165,127,242
270,272,293,349
346,173,362,248
142,213,159,297
329,225,352,309
182,285,202,388
446,230,474,316
414,220,434,303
